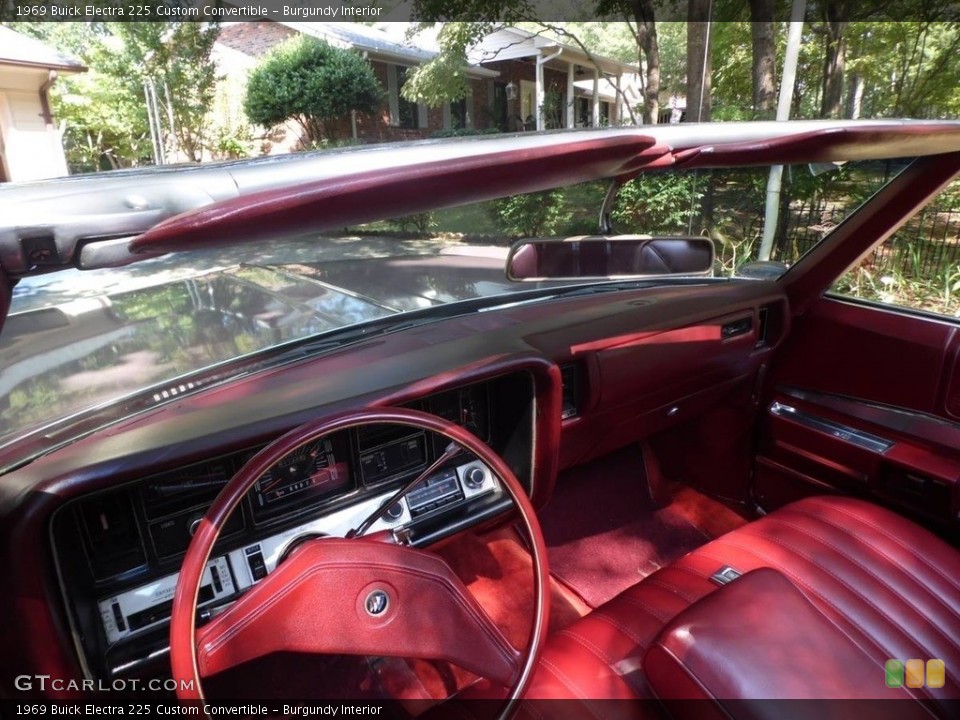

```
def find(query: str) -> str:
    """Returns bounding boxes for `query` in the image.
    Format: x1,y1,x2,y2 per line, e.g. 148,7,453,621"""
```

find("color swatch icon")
906,659,924,688
885,659,904,688
927,659,945,689
886,659,946,688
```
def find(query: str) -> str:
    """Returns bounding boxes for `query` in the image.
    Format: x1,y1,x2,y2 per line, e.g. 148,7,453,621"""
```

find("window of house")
451,98,467,130
492,83,508,131
830,173,960,319
396,66,419,129
576,97,590,127
600,102,611,126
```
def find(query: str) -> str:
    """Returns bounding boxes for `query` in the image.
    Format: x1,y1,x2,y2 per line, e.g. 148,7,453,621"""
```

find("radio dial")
464,466,487,490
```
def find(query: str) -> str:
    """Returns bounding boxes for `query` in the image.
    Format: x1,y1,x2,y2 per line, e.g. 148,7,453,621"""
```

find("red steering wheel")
170,407,550,712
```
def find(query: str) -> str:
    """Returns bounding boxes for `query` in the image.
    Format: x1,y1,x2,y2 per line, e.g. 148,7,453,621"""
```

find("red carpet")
539,445,724,608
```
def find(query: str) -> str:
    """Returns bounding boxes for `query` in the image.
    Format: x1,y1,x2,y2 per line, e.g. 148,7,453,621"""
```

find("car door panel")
758,296,960,536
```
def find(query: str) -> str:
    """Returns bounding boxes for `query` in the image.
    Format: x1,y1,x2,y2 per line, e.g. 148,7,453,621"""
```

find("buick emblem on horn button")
365,590,389,616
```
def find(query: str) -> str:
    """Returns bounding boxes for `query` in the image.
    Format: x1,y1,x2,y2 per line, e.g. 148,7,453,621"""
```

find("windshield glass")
0,159,907,450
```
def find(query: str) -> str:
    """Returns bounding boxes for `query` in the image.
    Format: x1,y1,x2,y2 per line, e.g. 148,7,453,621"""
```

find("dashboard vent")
560,364,580,419
76,490,146,580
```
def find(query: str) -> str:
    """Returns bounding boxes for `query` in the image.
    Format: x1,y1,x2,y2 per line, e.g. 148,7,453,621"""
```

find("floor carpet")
539,445,742,608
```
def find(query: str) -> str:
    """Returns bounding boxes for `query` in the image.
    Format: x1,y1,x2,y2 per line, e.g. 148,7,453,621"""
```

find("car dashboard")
0,278,788,698
49,374,535,684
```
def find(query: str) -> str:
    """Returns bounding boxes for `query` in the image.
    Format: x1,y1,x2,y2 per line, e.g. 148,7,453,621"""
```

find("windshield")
0,159,907,451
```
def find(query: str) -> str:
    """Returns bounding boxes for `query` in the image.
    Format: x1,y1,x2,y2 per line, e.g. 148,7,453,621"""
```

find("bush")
611,174,704,233
430,127,502,139
491,190,571,238
244,36,383,144
395,212,437,234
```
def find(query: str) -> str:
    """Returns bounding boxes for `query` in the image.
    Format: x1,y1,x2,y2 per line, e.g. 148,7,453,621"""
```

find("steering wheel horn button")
355,582,396,625
364,590,390,616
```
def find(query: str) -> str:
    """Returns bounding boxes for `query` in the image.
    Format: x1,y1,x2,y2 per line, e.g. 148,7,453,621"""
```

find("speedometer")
251,438,352,521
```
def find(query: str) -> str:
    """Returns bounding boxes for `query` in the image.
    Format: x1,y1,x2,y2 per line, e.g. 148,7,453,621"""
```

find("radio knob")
464,466,487,489
385,502,404,521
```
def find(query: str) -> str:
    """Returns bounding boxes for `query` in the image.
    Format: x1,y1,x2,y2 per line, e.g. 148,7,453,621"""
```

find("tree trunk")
820,1,848,118
846,73,864,118
632,0,660,125
750,0,777,118
685,0,712,123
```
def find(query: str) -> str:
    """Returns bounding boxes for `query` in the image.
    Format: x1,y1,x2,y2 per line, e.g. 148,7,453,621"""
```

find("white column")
614,74,622,125
592,69,600,127
535,55,545,131
567,62,575,128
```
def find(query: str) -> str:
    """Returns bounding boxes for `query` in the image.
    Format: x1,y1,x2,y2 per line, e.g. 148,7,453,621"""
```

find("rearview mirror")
506,235,715,281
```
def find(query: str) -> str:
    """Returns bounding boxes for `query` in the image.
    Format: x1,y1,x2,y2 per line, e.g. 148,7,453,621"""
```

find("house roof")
574,76,642,103
0,26,86,73
285,22,435,64
472,26,637,77
282,22,498,78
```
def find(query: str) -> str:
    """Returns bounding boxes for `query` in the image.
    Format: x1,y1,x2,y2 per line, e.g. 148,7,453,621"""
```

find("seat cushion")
524,495,960,713
646,567,931,709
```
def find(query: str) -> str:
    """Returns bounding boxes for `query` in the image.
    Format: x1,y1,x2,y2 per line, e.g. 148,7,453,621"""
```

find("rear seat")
523,496,960,714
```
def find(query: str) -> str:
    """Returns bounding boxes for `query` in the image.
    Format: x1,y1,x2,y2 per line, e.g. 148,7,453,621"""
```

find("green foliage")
211,127,253,161
12,21,220,170
402,22,497,106
115,22,221,162
612,174,704,233
395,212,438,234
244,36,383,143
430,127,501,138
490,190,571,238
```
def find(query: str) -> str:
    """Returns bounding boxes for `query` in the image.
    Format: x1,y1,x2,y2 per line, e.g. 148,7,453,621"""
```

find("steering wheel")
170,407,550,713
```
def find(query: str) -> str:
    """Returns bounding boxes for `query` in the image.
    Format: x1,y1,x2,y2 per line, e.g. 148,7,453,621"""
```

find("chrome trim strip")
769,401,894,454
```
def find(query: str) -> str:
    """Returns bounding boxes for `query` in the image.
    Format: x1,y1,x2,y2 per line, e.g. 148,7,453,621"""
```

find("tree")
401,22,496,106
409,2,648,124
685,0,713,122
818,0,849,118
750,0,777,117
596,1,662,124
244,36,383,145
10,21,221,169
114,23,220,162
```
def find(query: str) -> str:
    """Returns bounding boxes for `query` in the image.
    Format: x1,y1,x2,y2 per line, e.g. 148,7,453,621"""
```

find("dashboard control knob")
464,466,487,489
188,516,203,537
385,502,404,521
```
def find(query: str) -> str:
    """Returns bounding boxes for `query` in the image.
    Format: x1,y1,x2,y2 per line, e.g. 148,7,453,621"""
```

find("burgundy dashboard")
0,277,788,697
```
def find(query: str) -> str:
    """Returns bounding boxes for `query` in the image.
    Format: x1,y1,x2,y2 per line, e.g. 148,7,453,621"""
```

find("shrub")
611,173,704,233
395,212,437,234
491,190,571,238
430,127,502,139
244,36,383,144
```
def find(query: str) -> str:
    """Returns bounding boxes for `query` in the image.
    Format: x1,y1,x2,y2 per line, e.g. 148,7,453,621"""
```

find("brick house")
214,22,498,151
213,22,640,153
473,27,641,132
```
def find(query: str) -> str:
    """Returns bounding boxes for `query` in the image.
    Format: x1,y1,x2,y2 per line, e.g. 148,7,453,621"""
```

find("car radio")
406,461,497,518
